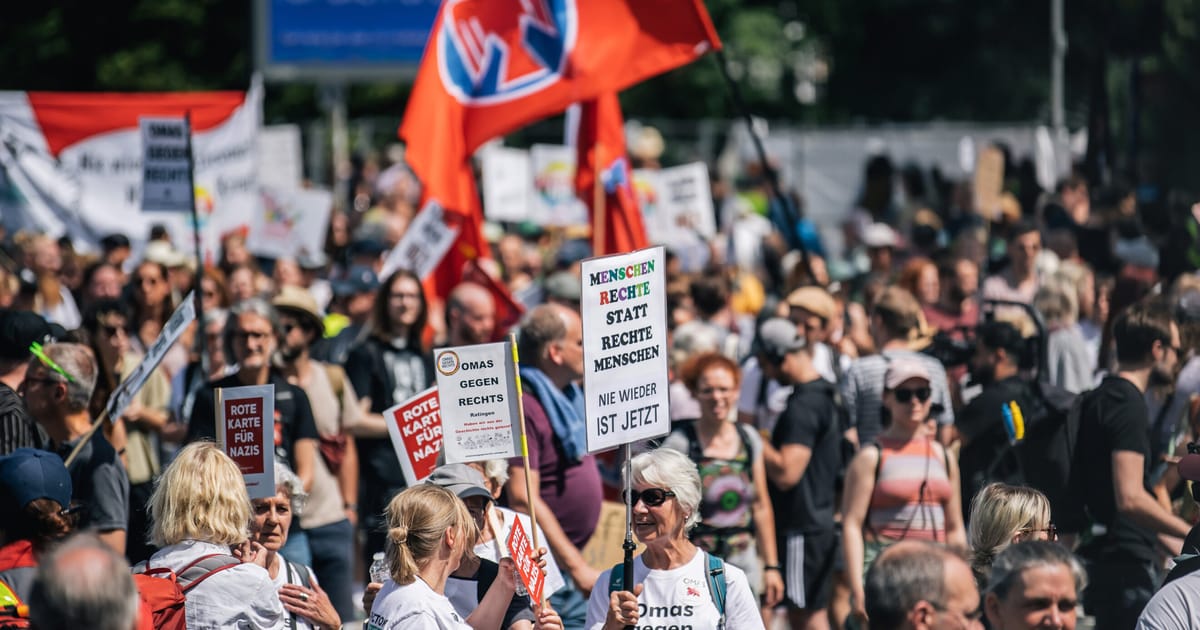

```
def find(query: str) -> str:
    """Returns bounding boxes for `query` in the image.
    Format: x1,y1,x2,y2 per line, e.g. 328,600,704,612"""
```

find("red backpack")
132,554,242,630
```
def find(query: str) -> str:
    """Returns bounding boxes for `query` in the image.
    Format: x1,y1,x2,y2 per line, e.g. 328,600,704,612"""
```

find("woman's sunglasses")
1019,523,1058,541
892,387,932,403
621,487,676,507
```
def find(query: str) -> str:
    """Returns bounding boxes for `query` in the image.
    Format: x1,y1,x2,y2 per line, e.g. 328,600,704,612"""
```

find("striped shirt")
840,349,954,445
867,436,952,542
0,384,44,455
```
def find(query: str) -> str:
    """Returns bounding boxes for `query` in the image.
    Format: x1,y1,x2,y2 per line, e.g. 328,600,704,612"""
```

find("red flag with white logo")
574,92,649,256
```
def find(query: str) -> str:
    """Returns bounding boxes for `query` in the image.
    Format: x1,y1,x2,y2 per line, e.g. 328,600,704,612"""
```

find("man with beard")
955,320,1036,514
444,282,496,346
1074,301,1191,630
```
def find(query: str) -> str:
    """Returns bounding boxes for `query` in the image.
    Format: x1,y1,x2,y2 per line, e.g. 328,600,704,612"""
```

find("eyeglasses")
621,487,676,507
1019,524,1059,541
232,330,271,342
892,387,932,403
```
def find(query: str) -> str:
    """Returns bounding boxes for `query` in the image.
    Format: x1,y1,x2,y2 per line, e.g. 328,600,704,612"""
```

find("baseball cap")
885,359,932,390
756,318,807,359
0,448,72,509
0,310,51,360
332,266,381,297
426,464,493,503
784,286,836,322
862,223,899,249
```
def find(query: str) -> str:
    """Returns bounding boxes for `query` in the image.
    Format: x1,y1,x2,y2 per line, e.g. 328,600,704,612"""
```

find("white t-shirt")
1137,571,1200,629
584,549,765,630
269,555,319,630
367,577,472,630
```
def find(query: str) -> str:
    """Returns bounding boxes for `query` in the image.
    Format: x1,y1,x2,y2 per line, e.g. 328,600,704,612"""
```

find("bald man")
864,541,982,630
446,281,496,346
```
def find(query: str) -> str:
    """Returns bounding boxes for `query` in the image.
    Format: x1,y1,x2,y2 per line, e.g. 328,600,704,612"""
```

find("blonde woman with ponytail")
967,483,1055,589
367,484,562,630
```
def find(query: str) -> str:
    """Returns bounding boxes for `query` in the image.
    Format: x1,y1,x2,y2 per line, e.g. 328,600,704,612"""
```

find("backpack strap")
705,552,727,629
176,554,242,594
681,421,704,464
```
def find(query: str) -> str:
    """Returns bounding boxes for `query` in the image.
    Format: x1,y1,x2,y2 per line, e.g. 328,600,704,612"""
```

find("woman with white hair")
250,462,341,630
986,541,1085,630
585,447,765,630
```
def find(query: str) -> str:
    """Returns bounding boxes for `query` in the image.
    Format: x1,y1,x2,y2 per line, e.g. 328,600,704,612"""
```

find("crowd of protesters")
3,144,1200,630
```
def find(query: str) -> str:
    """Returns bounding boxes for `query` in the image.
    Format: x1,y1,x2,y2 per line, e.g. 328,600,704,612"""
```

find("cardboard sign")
433,341,521,464
384,387,443,486
140,117,192,212
380,200,460,281
107,291,197,421
974,145,1005,219
529,144,587,226
633,162,717,246
481,145,532,223
216,384,275,499
246,186,333,260
506,517,546,604
581,247,671,452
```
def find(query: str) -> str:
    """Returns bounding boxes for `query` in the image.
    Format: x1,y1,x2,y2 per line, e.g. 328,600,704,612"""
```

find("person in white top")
249,461,341,630
585,447,764,630
367,484,563,630
140,442,285,629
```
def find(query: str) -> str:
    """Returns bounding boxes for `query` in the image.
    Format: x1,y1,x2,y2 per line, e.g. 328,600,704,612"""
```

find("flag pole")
712,49,816,284
184,111,208,378
63,410,109,468
592,141,606,256
622,442,635,630
510,333,546,607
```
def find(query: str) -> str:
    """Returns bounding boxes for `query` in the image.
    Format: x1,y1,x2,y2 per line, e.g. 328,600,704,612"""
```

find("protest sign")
974,145,1005,219
481,145,531,223
506,517,546,605
246,186,333,260
530,144,587,227
140,117,192,212
380,200,460,281
633,162,716,246
107,291,197,421
216,384,275,499
433,341,521,464
581,247,671,452
384,387,443,486
257,124,304,190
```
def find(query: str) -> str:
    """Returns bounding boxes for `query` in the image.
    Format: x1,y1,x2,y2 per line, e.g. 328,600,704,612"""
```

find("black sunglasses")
621,487,676,507
892,387,932,403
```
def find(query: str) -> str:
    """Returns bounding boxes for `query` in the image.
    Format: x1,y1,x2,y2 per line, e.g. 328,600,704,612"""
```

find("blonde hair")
967,483,1051,581
148,442,252,547
384,484,477,585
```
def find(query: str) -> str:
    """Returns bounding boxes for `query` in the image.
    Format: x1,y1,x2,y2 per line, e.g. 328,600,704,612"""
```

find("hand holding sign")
507,517,546,605
217,384,275,499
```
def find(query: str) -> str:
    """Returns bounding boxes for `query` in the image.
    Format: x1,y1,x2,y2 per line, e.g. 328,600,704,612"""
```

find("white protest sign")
581,247,670,452
481,145,531,223
106,291,197,421
433,341,521,464
216,384,275,499
257,124,304,190
140,117,192,212
530,144,587,226
246,186,333,260
384,387,443,486
634,162,716,246
380,200,460,281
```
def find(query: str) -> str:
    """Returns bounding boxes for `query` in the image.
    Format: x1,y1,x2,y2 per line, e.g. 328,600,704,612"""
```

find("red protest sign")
384,387,443,486
506,517,545,604
224,398,265,474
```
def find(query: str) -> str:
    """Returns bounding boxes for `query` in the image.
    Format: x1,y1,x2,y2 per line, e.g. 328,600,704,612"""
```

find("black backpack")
975,381,1088,534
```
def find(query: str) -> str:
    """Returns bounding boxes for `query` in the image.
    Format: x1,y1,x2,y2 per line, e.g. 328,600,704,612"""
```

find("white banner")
529,144,587,227
0,80,263,259
107,291,196,421
257,124,304,190
581,247,670,452
380,200,459,280
216,384,276,500
245,186,333,260
433,341,521,464
481,145,531,223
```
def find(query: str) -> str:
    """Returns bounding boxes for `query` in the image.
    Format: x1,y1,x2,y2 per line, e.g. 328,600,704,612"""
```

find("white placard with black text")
433,342,521,464
140,117,192,212
581,247,670,452
380,200,460,281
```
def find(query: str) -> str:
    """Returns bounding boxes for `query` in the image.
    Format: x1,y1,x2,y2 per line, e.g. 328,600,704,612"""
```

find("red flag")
574,92,649,256
401,0,720,299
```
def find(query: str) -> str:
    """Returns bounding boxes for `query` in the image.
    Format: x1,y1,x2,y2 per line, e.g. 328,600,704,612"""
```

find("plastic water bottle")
369,552,388,584
512,564,528,597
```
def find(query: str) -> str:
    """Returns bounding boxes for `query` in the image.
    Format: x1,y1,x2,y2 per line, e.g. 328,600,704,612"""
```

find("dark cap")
555,239,592,268
0,310,51,361
544,271,582,302
332,266,381,296
756,317,807,360
425,464,493,502
0,448,72,508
